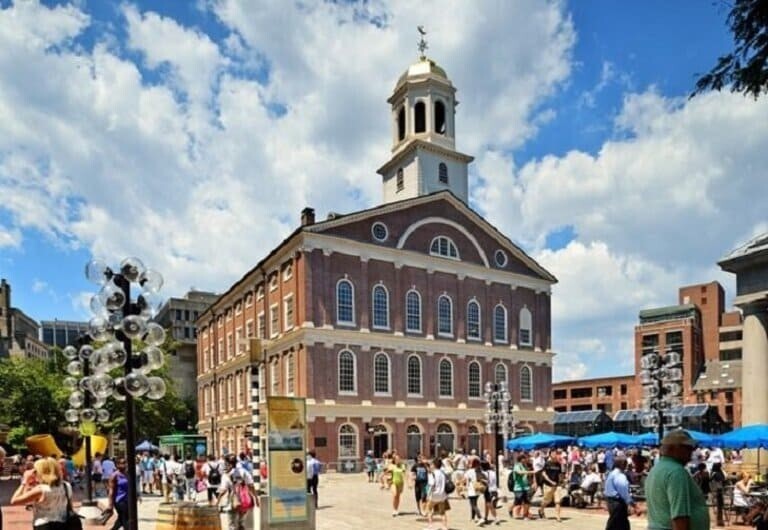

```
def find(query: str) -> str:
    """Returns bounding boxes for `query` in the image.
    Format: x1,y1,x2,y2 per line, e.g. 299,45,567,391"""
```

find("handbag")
63,482,84,530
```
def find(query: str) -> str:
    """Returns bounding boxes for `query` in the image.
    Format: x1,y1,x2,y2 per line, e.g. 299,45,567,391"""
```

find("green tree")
693,0,768,98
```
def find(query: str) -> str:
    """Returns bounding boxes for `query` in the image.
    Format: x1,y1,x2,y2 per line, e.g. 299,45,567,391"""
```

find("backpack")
208,463,221,485
233,481,254,513
443,471,455,495
184,462,196,479
472,470,488,494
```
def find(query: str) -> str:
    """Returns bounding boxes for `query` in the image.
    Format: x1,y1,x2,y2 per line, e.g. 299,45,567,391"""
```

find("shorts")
513,490,530,505
391,482,404,494
429,499,451,515
542,485,567,506
92,473,102,483
598,463,606,474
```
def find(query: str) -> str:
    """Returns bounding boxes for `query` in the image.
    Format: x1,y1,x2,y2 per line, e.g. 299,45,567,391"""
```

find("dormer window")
396,168,404,192
430,236,459,260
438,163,448,184
434,100,446,134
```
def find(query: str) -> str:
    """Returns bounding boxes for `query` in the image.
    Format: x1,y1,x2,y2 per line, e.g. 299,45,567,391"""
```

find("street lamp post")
64,257,168,530
640,348,683,441
483,381,513,484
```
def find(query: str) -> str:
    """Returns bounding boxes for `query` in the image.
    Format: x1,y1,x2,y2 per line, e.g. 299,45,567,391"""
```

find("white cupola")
377,37,474,204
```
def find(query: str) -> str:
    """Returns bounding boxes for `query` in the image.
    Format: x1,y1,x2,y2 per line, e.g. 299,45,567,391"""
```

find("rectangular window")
258,312,266,339
193,311,199,320
620,384,628,395
283,263,293,281
203,349,209,371
256,285,264,301
175,309,182,321
553,389,566,400
286,355,295,395
270,304,279,338
228,378,234,410
519,329,531,345
235,302,242,315
270,275,278,292
570,387,593,399
185,309,190,321
227,333,233,359
217,339,223,364
236,327,244,354
184,327,191,339
284,295,294,331
236,373,243,408
246,320,255,338
665,331,683,352
642,334,659,355
271,361,279,395
219,382,226,412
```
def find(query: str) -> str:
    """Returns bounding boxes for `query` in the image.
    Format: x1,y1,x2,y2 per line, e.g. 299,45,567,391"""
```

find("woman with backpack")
204,454,224,506
410,454,430,516
217,455,259,530
425,458,450,530
464,458,487,524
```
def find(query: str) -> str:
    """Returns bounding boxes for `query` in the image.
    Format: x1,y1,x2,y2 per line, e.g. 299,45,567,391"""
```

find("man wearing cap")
645,431,710,530
604,456,639,530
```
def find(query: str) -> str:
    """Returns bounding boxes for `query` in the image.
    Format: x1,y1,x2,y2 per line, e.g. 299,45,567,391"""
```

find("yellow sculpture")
26,433,109,467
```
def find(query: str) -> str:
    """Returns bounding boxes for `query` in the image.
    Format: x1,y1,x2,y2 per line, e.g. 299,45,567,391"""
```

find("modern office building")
155,290,219,400
552,281,743,428
197,52,558,464
0,279,49,360
39,319,90,348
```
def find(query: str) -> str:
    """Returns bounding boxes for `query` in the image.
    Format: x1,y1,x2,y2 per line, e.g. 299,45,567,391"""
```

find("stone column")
740,299,768,426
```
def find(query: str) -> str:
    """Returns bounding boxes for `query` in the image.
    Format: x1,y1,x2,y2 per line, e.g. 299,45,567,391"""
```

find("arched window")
437,295,453,336
405,290,422,332
439,358,453,397
338,350,356,393
371,284,389,329
495,363,508,385
396,168,404,192
520,365,533,401
373,352,390,394
494,304,508,343
519,306,532,346
336,279,355,324
468,361,481,398
466,300,481,340
397,106,406,141
338,424,358,458
407,355,422,395
430,236,459,259
414,101,426,133
434,100,446,134
436,423,454,453
438,162,448,184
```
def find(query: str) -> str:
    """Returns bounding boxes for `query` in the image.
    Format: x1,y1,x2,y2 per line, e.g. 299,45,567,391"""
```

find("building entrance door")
406,425,422,459
373,425,388,457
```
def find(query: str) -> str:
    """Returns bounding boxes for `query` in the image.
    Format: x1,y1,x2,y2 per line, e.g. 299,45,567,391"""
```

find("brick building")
196,54,557,464
0,278,48,360
553,281,743,429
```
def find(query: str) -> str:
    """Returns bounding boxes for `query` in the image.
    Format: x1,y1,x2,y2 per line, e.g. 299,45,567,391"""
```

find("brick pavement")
0,474,747,529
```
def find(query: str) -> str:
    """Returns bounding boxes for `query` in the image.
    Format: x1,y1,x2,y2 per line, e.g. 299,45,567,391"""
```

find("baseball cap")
660,430,697,447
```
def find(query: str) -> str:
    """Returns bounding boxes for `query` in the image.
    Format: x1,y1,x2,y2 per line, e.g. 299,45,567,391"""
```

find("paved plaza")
3,471,735,530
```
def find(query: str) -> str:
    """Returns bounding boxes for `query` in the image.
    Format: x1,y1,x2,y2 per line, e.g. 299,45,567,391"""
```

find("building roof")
553,410,610,424
614,404,715,421
638,304,697,324
552,374,635,387
719,232,768,271
692,359,742,391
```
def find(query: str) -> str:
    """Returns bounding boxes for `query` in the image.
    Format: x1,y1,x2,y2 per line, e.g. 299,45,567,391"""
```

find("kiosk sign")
267,397,308,523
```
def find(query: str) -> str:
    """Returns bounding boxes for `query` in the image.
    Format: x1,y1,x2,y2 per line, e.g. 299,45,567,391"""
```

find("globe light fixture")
483,381,514,486
640,348,684,440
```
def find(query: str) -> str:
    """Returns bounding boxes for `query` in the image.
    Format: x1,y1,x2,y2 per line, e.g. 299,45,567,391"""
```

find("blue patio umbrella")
578,432,638,449
135,440,159,452
716,424,768,449
506,433,576,451
635,429,717,447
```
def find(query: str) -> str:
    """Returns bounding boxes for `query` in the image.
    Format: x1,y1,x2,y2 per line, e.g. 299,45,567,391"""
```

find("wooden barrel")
156,502,221,530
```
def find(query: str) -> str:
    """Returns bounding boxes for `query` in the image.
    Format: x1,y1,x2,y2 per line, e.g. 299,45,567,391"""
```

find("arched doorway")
467,425,481,454
436,423,454,456
373,424,389,457
407,424,422,459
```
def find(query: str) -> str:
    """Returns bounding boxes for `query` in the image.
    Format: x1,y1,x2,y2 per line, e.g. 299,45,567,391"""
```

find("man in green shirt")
507,453,534,520
645,430,710,530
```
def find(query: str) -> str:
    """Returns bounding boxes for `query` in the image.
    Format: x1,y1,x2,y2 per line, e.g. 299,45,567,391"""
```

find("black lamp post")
68,257,168,530
640,348,683,441
483,381,513,485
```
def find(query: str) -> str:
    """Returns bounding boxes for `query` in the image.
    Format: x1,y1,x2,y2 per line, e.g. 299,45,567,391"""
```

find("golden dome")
396,57,449,87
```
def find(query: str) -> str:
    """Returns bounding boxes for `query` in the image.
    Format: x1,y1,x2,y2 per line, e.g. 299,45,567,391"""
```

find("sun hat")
660,430,697,447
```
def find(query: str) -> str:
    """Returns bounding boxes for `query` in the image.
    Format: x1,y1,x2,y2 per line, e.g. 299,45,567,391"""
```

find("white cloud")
32,279,48,293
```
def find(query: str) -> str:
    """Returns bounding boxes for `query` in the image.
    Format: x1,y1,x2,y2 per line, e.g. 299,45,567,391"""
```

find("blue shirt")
605,450,615,470
102,459,116,479
604,468,633,505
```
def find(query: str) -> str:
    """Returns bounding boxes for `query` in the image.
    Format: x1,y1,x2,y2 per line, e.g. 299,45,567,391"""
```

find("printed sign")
267,397,308,523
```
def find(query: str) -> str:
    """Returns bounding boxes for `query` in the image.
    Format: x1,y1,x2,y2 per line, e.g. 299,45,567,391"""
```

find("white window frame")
283,294,294,331
336,278,356,326
519,306,533,347
203,348,209,371
269,274,278,292
235,371,243,407
269,303,279,339
271,360,279,396
493,304,508,344
407,354,422,397
371,284,390,330
495,363,508,385
257,312,265,339
245,292,254,307
256,285,264,301
405,289,422,333
468,360,482,399
437,294,453,337
246,319,254,338
520,364,533,402
373,351,391,396
438,358,453,398
226,332,233,359
235,301,242,315
338,424,358,458
227,376,234,410
338,349,357,395
236,327,244,354
286,353,295,396
429,235,460,260
466,299,481,341
283,262,293,282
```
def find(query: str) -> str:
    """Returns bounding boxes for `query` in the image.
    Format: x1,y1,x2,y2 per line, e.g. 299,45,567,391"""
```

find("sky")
1,0,767,382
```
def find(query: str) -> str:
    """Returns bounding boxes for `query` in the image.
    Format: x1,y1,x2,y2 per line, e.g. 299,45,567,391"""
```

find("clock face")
372,222,388,242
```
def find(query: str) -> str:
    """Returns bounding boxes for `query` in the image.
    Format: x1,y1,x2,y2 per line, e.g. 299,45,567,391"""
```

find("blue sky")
1,0,765,381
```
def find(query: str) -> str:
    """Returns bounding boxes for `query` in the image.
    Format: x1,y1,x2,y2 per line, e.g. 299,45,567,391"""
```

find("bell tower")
377,29,474,204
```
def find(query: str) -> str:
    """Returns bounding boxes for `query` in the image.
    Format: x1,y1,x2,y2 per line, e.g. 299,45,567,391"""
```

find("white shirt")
533,455,546,472
33,483,70,525
428,469,447,501
580,472,601,490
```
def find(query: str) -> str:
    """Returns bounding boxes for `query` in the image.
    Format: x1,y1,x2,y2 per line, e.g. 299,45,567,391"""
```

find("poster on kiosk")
267,396,308,523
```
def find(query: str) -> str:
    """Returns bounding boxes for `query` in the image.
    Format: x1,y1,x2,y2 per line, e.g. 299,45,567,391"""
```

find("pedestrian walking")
306,450,321,509
508,452,534,520
204,454,224,506
365,450,376,483
411,454,430,516
645,430,710,530
604,456,639,530
425,458,450,530
386,453,406,516
539,451,565,522
464,458,486,524
10,457,73,529
481,461,498,524
101,457,130,530
217,455,259,530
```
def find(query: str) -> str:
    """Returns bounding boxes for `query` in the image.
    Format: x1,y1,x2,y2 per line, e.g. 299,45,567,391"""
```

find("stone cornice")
306,402,554,423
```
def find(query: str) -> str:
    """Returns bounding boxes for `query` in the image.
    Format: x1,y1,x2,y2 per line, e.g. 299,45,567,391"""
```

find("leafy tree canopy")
693,0,768,99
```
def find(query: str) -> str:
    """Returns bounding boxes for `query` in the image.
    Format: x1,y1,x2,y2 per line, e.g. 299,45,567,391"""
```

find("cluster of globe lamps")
62,257,167,435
